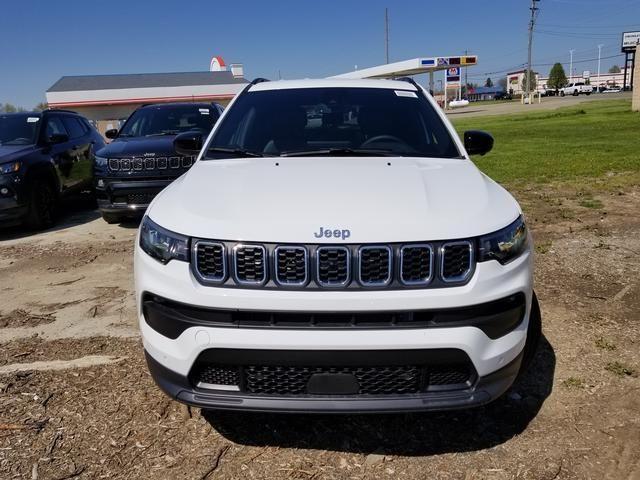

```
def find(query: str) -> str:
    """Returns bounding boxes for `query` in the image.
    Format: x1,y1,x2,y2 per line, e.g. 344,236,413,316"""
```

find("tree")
1,103,17,113
521,69,538,93
34,102,48,112
547,63,568,90
485,77,493,87
608,65,621,74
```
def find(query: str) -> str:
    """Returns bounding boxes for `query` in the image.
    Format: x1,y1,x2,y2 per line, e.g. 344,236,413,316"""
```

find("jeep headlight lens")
139,216,189,264
94,156,108,167
0,161,21,174
478,215,528,265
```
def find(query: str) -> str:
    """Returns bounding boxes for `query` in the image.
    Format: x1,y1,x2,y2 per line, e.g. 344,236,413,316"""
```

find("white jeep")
560,82,593,96
135,77,540,413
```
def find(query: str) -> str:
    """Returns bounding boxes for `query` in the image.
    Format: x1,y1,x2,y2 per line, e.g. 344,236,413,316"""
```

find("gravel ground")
0,180,638,480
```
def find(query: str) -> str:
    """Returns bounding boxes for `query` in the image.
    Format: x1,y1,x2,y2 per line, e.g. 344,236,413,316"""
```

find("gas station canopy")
330,56,477,79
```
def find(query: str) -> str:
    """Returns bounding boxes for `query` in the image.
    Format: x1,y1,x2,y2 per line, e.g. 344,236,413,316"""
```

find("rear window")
206,87,460,159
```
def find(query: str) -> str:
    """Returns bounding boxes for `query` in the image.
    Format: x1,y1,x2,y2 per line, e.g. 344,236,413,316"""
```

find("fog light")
0,187,9,195
97,179,105,188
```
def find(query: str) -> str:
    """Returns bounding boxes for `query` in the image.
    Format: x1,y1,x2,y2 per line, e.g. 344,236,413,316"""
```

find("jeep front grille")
234,245,267,285
274,246,308,286
317,246,350,286
440,241,473,282
191,240,475,290
106,156,194,172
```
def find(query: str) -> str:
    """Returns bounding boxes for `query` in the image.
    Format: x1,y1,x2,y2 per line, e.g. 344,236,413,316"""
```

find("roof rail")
250,77,270,85
394,76,420,88
45,108,77,114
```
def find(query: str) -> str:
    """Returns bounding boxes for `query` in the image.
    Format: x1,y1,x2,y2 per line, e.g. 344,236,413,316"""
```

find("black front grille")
107,156,193,172
133,158,143,170
192,364,239,387
317,247,349,286
441,242,473,281
195,242,226,281
401,245,432,284
170,157,181,168
127,193,155,205
190,361,474,396
275,247,307,285
234,245,266,284
359,246,391,285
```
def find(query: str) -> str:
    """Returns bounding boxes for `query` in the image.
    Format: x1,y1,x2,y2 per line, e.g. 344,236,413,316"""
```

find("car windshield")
205,87,461,159
118,105,217,138
0,113,40,145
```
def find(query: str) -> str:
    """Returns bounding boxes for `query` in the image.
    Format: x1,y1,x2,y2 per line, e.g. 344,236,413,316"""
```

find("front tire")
560,91,565,97
519,292,542,373
25,178,56,230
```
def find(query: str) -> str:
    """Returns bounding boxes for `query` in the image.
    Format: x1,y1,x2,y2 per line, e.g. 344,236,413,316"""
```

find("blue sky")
1,0,639,107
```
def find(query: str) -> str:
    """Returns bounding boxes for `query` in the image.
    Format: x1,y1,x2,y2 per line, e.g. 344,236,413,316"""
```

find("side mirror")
464,130,494,156
174,131,203,156
48,133,69,145
105,129,119,140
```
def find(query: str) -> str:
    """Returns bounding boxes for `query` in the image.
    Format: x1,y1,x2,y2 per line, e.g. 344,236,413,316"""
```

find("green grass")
452,100,640,183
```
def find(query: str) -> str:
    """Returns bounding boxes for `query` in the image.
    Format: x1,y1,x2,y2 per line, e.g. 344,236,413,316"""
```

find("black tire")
560,91,565,97
519,291,542,373
586,92,591,96
25,178,57,230
573,90,579,96
101,212,122,224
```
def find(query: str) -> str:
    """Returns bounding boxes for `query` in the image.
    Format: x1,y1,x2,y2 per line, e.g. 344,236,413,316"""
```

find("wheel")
101,212,122,224
25,178,57,229
560,91,565,97
573,90,579,96
519,291,542,373
586,92,591,96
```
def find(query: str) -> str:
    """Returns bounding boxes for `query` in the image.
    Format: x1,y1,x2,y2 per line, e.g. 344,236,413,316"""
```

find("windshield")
0,113,40,145
118,105,217,138
205,87,460,159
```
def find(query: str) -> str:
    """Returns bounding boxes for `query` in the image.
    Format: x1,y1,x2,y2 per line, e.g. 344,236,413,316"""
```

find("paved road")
446,91,631,119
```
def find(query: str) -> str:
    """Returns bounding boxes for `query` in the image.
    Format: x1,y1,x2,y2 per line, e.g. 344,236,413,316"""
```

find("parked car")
135,77,541,413
0,110,105,229
494,91,512,100
560,82,592,96
602,86,623,93
94,102,223,223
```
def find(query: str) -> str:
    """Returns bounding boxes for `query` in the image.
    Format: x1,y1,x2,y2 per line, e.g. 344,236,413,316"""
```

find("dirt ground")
1,179,639,480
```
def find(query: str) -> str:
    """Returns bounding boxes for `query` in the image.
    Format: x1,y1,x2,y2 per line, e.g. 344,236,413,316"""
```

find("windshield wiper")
280,148,397,157
146,131,179,137
206,147,264,158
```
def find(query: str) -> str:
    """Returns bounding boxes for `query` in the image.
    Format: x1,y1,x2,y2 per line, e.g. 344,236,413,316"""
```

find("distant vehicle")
494,91,512,100
449,99,469,108
0,110,105,229
602,86,623,93
560,83,592,96
93,102,223,224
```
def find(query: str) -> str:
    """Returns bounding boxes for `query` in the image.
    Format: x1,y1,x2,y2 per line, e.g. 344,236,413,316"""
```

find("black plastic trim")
142,292,526,340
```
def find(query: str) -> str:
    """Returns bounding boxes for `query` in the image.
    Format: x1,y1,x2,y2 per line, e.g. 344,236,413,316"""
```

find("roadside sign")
582,71,590,79
446,67,461,82
437,57,450,66
622,31,640,52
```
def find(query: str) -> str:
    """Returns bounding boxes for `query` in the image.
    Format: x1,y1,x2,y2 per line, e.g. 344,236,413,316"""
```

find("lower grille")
191,361,474,396
127,193,156,205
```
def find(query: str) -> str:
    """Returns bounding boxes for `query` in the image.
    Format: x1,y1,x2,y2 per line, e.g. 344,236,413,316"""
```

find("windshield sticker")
27,117,40,123
199,109,210,115
394,90,418,98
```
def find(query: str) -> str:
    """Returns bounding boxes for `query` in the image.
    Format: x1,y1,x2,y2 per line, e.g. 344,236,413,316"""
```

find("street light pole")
597,44,603,92
525,0,540,102
569,49,575,83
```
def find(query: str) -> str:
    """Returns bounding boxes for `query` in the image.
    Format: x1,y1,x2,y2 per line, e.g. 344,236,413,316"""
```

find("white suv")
135,78,540,413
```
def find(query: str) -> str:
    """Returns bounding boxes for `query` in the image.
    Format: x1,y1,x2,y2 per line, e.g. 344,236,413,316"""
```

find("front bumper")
136,242,533,412
0,176,28,225
95,178,173,215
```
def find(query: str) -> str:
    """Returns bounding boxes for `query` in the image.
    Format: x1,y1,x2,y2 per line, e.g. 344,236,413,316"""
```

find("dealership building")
45,59,247,134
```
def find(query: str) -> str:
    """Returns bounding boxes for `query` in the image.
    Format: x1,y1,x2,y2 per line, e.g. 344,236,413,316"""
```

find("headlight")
94,156,108,167
139,216,189,264
0,161,21,174
478,215,529,265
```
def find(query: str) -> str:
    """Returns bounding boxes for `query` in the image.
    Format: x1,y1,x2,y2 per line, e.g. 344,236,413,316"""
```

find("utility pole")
525,0,540,102
597,44,603,92
464,49,468,97
569,49,575,83
385,8,389,64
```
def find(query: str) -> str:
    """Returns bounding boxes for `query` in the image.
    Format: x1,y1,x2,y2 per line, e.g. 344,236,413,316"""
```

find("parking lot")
2,99,639,479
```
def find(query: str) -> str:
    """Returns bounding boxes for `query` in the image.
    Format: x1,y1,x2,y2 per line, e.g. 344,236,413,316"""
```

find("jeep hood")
97,136,176,157
0,144,34,162
148,157,521,243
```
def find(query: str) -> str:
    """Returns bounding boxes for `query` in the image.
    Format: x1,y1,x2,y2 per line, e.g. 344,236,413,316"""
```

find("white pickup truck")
560,82,593,96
